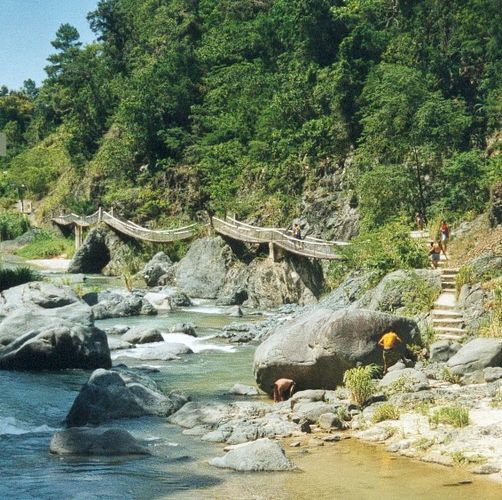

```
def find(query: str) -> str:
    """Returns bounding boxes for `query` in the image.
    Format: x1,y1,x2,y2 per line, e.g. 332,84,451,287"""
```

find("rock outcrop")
68,226,128,274
64,368,188,426
253,308,420,394
139,252,174,287
446,338,502,376
92,291,156,320
50,428,150,456
209,438,295,471
0,282,110,370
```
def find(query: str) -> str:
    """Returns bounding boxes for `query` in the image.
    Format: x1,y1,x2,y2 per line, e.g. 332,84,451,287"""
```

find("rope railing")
212,216,344,260
53,209,198,243
53,210,345,259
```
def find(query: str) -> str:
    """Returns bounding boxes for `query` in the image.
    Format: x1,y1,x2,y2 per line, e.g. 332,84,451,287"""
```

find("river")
1,263,502,498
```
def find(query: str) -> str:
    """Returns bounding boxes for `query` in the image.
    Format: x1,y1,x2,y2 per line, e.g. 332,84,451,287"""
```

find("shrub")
328,220,429,288
0,212,30,241
15,230,74,259
478,281,502,338
401,273,441,316
455,265,474,296
440,367,462,384
429,406,469,428
343,364,380,406
372,403,400,423
0,266,40,291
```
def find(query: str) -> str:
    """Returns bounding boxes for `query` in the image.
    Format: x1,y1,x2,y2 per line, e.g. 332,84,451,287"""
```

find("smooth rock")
254,308,420,394
208,438,295,471
50,428,149,456
122,326,164,344
169,323,196,337
447,338,502,375
140,252,173,287
64,368,188,426
430,340,462,363
379,368,429,391
229,384,259,396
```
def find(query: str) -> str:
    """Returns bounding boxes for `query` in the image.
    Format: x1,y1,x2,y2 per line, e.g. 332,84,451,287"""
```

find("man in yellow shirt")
378,330,403,375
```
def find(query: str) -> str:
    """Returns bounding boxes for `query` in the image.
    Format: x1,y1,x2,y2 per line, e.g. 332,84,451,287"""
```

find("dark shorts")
383,348,401,367
431,252,440,261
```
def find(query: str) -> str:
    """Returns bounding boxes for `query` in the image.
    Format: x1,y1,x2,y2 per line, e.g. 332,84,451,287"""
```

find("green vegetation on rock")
15,230,74,259
0,212,30,241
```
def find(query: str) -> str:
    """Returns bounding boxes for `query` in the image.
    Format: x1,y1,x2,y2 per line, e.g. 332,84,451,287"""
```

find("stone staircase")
431,265,466,341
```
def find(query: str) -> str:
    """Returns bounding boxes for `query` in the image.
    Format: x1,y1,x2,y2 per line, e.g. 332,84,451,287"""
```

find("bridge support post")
269,242,277,262
75,225,83,250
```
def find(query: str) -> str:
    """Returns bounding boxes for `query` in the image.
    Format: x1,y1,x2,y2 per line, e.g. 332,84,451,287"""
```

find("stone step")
435,333,465,341
432,310,463,318
442,287,456,293
432,318,464,325
441,277,456,283
442,268,460,273
434,326,466,334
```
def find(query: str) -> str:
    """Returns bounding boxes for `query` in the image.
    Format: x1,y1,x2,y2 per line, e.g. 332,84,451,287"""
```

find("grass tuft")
429,406,469,428
343,364,380,406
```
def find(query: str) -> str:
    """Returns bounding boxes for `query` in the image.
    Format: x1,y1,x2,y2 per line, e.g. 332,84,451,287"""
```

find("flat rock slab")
209,438,295,471
50,428,150,456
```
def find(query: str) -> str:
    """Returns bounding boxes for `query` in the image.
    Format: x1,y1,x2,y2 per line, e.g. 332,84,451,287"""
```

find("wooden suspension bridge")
52,209,347,261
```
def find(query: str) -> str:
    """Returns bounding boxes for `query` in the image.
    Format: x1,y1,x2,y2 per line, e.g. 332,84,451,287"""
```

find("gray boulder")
92,293,157,320
447,338,502,375
0,282,110,371
140,252,173,287
50,428,150,456
229,384,258,396
176,236,234,299
430,340,462,362
379,368,429,391
122,326,163,344
254,308,420,395
0,282,93,345
319,271,377,311
68,226,127,274
355,270,441,314
64,368,188,426
244,256,322,309
169,323,197,337
0,321,110,371
209,438,295,471
161,288,192,307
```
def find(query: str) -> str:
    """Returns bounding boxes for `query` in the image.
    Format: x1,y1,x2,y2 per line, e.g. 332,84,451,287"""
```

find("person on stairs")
439,220,449,257
429,240,441,269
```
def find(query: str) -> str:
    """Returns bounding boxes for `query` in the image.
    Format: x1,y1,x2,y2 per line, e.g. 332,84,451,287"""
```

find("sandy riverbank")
25,258,71,272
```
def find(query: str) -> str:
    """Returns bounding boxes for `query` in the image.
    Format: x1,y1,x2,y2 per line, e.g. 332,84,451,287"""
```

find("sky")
0,0,98,90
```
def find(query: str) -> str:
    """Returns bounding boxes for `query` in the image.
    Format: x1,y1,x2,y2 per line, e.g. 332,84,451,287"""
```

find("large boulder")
0,282,110,371
0,321,110,371
244,256,323,309
92,292,157,320
121,326,163,344
446,338,502,375
64,368,189,426
209,438,295,471
253,308,420,395
430,340,462,362
176,236,234,299
50,428,150,456
68,226,128,274
354,270,441,314
139,252,174,287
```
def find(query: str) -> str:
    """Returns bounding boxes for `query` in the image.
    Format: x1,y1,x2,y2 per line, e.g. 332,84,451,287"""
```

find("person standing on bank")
378,330,403,375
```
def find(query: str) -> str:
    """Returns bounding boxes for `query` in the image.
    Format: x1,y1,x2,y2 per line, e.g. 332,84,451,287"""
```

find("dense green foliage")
0,0,500,228
15,230,75,259
328,220,429,288
0,212,30,241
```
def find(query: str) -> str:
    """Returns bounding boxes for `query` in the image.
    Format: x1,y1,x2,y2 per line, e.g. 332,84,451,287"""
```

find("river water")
1,268,502,498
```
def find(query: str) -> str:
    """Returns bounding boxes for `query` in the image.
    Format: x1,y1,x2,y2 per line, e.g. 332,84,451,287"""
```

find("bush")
0,212,30,241
0,266,40,291
328,220,429,288
455,265,475,295
343,364,380,406
15,230,74,259
372,403,400,423
429,406,469,428
478,281,502,338
401,272,441,316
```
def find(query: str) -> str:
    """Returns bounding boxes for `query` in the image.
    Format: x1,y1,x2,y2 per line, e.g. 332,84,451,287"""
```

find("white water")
0,416,57,436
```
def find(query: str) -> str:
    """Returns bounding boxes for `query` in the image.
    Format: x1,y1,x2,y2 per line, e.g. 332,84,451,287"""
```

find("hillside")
0,0,501,238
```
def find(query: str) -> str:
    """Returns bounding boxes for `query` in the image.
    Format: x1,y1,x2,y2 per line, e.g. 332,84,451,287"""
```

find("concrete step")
436,333,465,341
442,287,456,293
434,326,466,334
433,303,457,311
432,310,463,318
432,319,464,329
441,277,456,283
442,268,460,273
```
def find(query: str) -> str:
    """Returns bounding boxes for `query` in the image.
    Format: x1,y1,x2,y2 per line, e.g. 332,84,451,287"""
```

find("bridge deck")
52,211,346,259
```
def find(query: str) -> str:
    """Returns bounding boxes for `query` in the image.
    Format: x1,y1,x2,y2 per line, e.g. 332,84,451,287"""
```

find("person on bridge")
415,212,424,231
292,224,302,240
